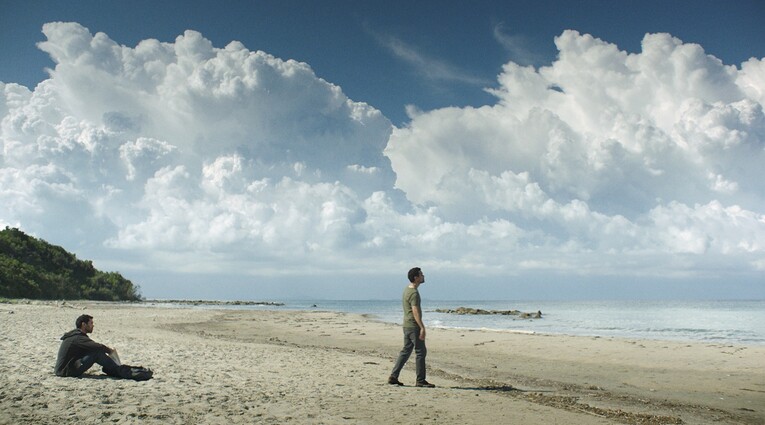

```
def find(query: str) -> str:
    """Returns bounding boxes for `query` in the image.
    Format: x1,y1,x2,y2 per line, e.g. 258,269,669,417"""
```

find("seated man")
55,314,152,380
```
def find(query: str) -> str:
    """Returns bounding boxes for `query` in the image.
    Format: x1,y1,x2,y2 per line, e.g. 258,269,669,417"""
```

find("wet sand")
1,301,763,424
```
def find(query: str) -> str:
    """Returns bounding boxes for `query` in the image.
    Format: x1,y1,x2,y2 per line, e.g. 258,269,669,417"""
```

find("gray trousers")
71,351,121,377
390,327,427,383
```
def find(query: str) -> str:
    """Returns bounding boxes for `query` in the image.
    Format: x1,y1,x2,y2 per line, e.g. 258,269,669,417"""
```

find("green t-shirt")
402,286,421,329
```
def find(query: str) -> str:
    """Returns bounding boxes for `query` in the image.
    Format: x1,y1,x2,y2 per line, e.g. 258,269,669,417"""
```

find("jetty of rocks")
435,307,542,319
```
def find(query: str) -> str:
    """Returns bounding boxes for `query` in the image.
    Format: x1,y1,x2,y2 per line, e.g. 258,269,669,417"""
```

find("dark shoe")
388,376,404,386
416,380,435,388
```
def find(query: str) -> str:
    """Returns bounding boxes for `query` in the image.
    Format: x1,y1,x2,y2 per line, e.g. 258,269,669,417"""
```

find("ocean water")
149,299,765,346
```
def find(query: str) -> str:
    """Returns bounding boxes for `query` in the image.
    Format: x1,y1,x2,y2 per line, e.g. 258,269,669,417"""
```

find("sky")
1,1,764,301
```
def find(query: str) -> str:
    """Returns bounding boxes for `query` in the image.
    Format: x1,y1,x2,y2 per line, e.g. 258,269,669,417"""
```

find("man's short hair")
408,267,422,283
76,314,93,329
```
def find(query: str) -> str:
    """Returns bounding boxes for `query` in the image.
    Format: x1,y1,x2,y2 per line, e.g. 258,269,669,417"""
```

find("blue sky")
1,1,764,300
3,1,764,125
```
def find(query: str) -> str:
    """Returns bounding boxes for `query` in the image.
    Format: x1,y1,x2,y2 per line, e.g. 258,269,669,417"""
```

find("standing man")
388,267,435,388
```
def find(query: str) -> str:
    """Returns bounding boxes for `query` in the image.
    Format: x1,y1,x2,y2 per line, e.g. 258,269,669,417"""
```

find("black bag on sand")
126,365,153,381
104,364,154,381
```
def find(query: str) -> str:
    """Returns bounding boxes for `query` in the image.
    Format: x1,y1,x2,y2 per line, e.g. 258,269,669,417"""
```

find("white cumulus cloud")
1,24,764,295
386,30,765,278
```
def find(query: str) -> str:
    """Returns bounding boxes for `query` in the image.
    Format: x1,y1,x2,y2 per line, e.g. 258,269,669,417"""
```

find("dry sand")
0,301,763,424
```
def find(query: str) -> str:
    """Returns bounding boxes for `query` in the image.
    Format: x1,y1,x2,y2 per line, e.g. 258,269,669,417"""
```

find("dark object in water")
434,307,542,319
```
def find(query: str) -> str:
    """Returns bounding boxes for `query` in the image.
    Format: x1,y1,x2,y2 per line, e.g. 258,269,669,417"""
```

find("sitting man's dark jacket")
55,329,111,377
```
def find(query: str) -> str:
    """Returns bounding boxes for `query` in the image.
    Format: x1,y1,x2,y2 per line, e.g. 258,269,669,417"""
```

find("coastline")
136,298,765,346
1,301,763,424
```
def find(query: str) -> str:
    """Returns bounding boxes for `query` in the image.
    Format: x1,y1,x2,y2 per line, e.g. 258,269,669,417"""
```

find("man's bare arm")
411,305,426,340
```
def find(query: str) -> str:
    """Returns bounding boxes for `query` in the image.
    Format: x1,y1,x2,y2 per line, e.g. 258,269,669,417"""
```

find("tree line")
0,227,141,301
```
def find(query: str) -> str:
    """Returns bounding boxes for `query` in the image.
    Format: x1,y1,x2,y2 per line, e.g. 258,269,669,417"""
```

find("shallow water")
145,299,765,345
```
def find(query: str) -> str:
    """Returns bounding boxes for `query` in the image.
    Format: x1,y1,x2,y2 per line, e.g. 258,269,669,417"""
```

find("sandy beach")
0,301,763,424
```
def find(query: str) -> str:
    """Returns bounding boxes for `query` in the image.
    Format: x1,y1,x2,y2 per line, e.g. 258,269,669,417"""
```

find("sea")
146,299,765,346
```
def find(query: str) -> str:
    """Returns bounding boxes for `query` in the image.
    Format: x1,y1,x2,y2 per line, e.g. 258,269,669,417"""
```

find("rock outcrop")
435,307,542,319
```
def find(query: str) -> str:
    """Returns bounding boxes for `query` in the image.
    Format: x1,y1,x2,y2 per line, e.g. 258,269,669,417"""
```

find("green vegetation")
0,227,141,301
